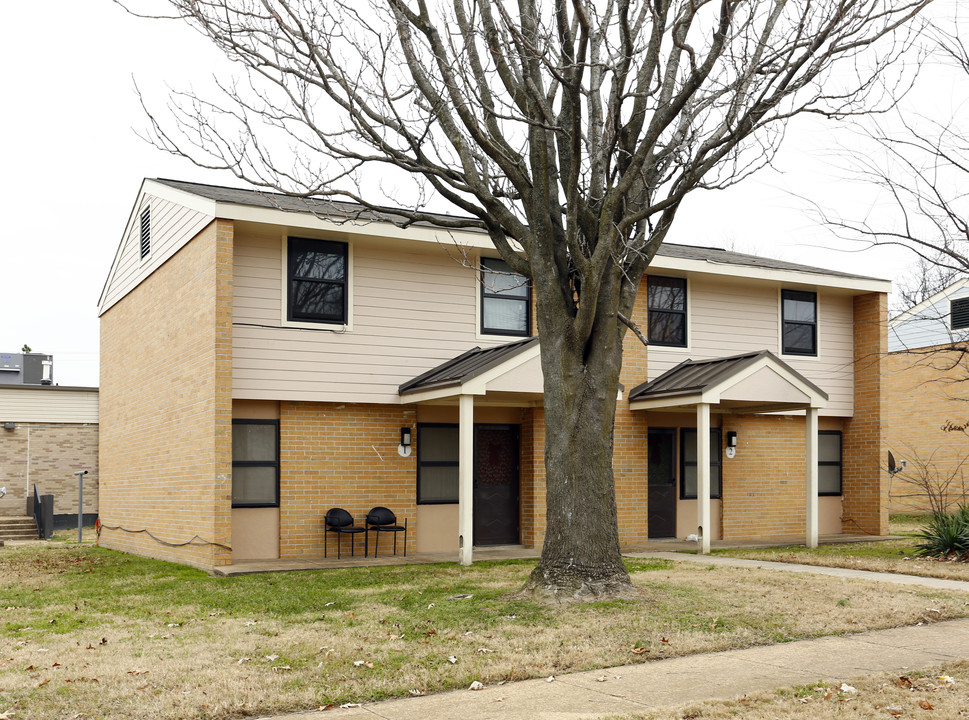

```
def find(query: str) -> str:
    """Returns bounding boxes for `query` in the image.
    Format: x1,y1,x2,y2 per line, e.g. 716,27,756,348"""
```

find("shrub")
915,505,969,560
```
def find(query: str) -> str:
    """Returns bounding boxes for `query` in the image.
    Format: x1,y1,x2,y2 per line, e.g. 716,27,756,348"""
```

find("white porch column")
805,406,819,549
458,394,475,565
697,402,711,554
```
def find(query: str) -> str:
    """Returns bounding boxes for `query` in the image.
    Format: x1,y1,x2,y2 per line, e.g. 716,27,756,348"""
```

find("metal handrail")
33,484,44,539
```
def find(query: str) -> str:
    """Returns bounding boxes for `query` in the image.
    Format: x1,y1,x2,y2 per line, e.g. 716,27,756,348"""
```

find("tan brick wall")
278,401,417,557
885,344,969,512
720,414,810,539
98,220,234,571
842,292,888,534
0,423,99,517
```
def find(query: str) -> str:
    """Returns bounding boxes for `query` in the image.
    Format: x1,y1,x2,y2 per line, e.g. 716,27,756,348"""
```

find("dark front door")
473,424,520,545
648,429,677,538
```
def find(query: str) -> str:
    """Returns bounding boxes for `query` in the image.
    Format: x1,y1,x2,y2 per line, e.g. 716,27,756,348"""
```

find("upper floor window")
288,237,348,324
647,276,687,347
781,290,817,356
951,297,969,330
481,257,530,336
818,430,842,496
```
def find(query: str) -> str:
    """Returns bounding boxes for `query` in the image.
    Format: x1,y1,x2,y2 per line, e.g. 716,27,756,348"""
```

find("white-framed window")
647,276,688,347
283,236,351,327
781,289,817,356
480,257,531,337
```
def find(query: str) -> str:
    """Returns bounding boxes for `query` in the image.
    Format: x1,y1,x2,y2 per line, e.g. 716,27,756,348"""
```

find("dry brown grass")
632,660,969,719
1,549,968,720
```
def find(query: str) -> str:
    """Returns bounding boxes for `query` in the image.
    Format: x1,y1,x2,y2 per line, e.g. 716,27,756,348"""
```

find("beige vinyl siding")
0,388,99,423
233,227,506,403
99,195,214,314
647,277,854,416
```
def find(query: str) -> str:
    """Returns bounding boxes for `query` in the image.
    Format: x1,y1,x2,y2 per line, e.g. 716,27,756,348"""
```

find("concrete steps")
0,516,39,541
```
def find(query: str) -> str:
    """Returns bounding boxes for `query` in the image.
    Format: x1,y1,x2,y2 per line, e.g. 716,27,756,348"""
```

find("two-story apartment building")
97,179,889,571
886,279,969,512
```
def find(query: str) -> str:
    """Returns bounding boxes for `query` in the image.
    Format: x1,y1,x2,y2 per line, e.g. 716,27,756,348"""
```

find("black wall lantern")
398,427,412,457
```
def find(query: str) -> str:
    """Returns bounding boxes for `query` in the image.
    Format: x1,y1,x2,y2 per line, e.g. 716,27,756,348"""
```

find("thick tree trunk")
523,310,636,600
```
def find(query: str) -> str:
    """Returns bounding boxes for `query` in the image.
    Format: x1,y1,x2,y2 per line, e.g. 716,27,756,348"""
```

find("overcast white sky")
0,1,961,387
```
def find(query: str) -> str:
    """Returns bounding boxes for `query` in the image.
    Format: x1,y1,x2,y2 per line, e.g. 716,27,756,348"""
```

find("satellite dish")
887,451,906,476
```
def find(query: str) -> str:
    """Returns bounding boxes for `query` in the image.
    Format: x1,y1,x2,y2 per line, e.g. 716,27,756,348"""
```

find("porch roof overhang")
398,337,543,404
627,350,828,413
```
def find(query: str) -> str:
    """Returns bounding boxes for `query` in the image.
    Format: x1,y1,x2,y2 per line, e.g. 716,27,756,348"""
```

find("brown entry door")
473,424,520,546
648,429,677,538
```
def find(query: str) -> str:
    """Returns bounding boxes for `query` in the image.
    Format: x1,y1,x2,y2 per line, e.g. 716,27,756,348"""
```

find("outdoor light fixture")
398,427,412,457
2,423,14,431
726,431,738,447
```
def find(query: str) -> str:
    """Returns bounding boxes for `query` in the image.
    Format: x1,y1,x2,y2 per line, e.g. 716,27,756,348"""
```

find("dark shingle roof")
399,337,539,395
154,179,884,282
627,350,827,402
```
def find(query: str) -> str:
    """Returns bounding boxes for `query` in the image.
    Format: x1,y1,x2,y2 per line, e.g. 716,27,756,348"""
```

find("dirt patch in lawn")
1,548,968,720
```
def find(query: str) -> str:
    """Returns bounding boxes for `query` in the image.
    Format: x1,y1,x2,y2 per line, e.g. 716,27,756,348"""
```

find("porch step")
0,516,39,541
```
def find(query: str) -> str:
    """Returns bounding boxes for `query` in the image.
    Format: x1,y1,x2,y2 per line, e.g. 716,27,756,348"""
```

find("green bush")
915,506,969,560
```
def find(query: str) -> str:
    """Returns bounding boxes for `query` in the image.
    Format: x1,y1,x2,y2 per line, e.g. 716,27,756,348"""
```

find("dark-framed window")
232,420,280,507
287,237,348,324
417,423,459,504
480,257,530,336
951,297,969,331
680,428,722,499
647,276,687,347
782,290,817,356
818,430,842,496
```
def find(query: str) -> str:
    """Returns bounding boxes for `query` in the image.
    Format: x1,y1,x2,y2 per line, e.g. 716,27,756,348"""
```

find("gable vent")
951,297,969,330
140,206,151,259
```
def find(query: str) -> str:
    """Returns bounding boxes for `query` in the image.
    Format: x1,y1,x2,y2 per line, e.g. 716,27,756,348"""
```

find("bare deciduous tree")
124,0,931,599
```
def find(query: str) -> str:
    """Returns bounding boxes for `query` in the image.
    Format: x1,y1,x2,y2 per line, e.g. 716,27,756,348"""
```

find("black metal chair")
365,506,407,557
324,508,367,559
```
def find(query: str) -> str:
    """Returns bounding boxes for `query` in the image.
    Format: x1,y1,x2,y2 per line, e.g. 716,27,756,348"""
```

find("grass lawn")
711,514,969,582
630,660,969,719
2,543,969,720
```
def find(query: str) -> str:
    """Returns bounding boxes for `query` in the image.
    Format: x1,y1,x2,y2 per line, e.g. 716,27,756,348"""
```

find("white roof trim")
399,342,542,404
890,277,969,325
629,354,827,412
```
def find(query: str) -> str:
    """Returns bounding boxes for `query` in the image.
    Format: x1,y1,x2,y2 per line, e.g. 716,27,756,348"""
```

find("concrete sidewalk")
632,551,969,592
256,558,969,720
262,619,969,720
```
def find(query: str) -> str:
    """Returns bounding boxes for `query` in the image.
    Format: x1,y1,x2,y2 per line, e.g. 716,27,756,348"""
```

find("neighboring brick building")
0,384,99,525
97,179,891,571
886,280,969,513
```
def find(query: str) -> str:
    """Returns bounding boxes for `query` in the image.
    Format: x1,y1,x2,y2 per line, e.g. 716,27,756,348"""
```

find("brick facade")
885,345,969,512
98,219,234,570
277,401,417,557
0,423,98,518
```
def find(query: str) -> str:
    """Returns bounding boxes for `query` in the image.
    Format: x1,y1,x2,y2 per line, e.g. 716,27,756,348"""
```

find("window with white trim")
782,290,817,356
287,237,348,324
647,276,687,347
480,257,530,336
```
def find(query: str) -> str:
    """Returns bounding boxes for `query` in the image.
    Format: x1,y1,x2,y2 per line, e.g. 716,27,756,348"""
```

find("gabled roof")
890,277,969,325
399,337,539,395
628,350,828,412
148,179,889,288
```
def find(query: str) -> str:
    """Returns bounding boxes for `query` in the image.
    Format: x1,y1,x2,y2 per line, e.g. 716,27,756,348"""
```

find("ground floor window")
680,428,722,499
231,420,279,507
818,430,842,496
417,423,459,503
